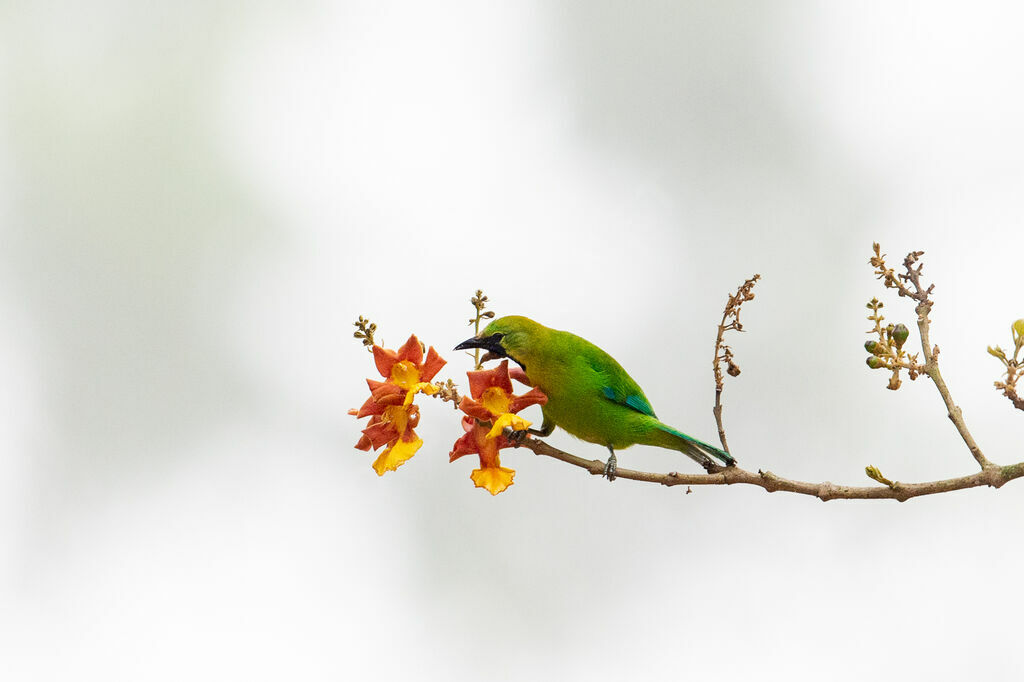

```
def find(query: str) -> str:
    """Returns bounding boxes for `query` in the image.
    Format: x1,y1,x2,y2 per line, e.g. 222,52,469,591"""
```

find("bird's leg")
507,419,554,447
697,453,717,473
507,428,527,446
603,446,617,482
530,419,554,438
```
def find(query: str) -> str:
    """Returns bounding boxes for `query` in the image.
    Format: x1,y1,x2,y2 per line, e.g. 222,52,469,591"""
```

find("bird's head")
454,315,543,371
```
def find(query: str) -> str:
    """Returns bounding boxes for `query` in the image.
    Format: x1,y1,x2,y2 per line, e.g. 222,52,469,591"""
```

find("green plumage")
470,315,735,471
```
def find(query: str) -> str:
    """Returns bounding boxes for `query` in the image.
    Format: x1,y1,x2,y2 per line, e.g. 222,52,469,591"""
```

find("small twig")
712,274,760,453
870,244,991,470
467,290,495,370
989,320,1024,412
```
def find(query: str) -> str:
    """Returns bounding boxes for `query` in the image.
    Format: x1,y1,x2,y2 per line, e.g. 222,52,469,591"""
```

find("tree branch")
506,245,1020,502
514,437,1023,502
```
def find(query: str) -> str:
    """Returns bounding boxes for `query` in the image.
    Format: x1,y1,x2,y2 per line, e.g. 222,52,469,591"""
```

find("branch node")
818,482,838,502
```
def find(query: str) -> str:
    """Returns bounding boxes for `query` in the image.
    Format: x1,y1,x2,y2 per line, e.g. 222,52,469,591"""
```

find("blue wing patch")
625,394,655,417
602,386,657,418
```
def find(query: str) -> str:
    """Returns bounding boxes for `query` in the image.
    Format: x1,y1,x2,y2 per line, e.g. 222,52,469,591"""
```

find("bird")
454,315,735,480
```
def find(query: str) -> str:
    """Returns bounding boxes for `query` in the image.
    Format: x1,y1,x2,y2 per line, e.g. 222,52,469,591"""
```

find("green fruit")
892,323,910,350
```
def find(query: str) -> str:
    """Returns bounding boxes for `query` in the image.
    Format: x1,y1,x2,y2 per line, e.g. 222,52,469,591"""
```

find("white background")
3,2,1024,680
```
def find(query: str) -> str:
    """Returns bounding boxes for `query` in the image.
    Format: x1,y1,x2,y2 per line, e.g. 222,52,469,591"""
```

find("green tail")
653,423,736,468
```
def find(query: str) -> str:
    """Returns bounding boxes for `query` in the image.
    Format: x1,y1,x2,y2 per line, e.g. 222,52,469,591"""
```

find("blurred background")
2,2,1024,680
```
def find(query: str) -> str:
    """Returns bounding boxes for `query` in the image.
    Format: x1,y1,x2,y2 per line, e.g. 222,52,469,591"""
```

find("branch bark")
514,437,1024,502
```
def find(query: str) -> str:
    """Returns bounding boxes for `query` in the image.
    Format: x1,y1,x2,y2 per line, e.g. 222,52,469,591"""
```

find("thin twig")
712,275,760,453
467,290,494,370
989,320,1024,412
871,244,991,470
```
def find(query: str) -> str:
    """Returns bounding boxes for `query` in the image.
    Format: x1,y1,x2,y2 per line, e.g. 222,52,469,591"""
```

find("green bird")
455,315,735,480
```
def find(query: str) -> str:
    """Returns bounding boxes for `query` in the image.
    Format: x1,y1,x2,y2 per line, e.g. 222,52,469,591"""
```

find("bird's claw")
506,428,529,447
603,452,617,482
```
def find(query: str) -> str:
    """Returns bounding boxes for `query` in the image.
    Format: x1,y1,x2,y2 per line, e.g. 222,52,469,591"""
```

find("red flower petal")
419,346,446,382
372,345,399,379
362,418,399,450
457,396,493,422
509,386,548,413
370,381,405,405
352,394,385,419
397,334,423,366
509,366,532,386
449,418,481,461
467,360,514,400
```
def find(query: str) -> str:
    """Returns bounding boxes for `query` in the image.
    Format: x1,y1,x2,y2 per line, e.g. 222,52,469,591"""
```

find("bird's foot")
695,452,722,473
603,452,617,482
506,428,529,447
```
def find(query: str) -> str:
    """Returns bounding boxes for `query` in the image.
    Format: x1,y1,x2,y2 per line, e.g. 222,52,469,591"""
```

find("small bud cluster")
864,297,921,390
467,289,495,370
869,243,934,304
433,377,463,408
988,319,1024,411
468,290,496,325
353,315,377,352
714,274,761,389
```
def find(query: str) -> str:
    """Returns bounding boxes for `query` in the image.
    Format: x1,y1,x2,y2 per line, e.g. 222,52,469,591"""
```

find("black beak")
454,332,507,358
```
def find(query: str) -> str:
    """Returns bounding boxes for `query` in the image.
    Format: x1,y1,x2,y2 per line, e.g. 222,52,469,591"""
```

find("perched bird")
455,315,735,480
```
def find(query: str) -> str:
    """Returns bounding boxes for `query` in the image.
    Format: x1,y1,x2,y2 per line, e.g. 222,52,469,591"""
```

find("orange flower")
449,360,547,495
372,334,446,405
350,334,446,475
449,416,516,494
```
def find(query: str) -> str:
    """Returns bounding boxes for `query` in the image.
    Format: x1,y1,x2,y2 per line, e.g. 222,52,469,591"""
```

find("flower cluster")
349,335,446,475
350,294,547,496
449,360,547,495
863,297,922,390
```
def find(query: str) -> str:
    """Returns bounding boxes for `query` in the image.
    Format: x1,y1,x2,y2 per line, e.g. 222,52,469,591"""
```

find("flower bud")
988,345,1006,360
892,323,910,350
